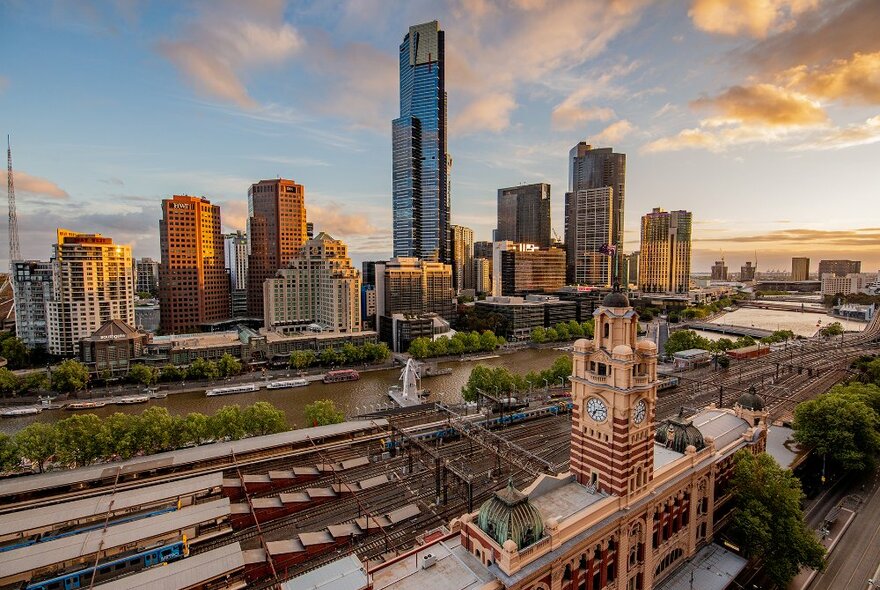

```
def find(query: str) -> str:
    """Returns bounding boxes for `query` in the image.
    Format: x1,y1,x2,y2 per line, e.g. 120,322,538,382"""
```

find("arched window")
604,322,610,338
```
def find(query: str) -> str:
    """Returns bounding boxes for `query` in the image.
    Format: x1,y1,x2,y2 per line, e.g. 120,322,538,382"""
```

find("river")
689,307,868,341
0,348,567,435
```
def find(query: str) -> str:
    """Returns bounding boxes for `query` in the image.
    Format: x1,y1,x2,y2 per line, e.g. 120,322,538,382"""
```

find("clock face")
586,397,608,422
633,399,647,424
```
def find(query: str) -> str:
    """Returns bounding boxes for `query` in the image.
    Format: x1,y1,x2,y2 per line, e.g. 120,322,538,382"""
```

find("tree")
242,401,288,436
480,330,502,352
100,412,139,459
217,353,242,378
0,368,18,395
581,320,595,338
530,327,547,344
555,323,570,341
820,322,844,337
181,412,211,445
447,335,465,355
407,337,430,360
664,330,712,355
304,399,344,426
51,359,90,394
319,347,344,366
761,330,796,344
133,407,177,454
14,422,57,472
0,334,30,369
187,357,219,380
461,365,521,402
464,331,482,352
340,343,363,365
18,371,49,394
793,384,880,472
716,355,731,369
209,405,247,440
128,364,158,387
0,433,20,472
160,364,185,382
289,350,317,370
567,320,584,338
544,327,559,342
371,342,390,362
728,451,825,587
55,413,104,466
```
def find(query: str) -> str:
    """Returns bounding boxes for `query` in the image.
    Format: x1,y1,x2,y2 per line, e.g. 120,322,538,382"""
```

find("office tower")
474,257,492,294
818,259,861,278
740,261,756,282
361,285,377,330
493,242,566,296
451,224,474,292
134,258,159,295
638,208,692,294
46,230,134,356
565,142,626,284
474,241,493,260
791,257,810,281
565,187,614,286
263,233,361,333
12,260,53,349
361,261,380,287
306,222,314,239
626,251,639,286
224,231,248,316
375,258,455,321
392,20,450,263
247,178,308,319
711,260,728,281
159,195,230,334
496,183,551,248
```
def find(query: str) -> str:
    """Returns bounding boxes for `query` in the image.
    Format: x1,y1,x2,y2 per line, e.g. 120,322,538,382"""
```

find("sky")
1,0,878,274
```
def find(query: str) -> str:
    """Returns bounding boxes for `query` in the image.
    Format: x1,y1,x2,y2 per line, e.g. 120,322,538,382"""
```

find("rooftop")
282,554,368,590
690,409,752,450
371,534,495,590
655,544,747,590
672,348,711,358
526,474,604,522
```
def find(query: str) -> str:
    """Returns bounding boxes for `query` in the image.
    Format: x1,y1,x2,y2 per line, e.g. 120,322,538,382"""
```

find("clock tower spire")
569,291,658,502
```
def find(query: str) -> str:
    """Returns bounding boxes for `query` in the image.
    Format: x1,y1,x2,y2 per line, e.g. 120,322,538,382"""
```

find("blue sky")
1,0,879,273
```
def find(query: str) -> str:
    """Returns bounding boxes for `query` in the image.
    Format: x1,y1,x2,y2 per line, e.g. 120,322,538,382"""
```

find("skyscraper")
565,142,626,284
711,260,728,281
740,261,756,282
224,231,248,316
565,187,614,286
791,257,810,281
247,178,308,319
392,20,450,263
818,259,861,278
134,258,159,295
451,224,474,292
496,183,551,248
12,260,53,350
159,195,230,334
47,230,134,356
638,208,692,294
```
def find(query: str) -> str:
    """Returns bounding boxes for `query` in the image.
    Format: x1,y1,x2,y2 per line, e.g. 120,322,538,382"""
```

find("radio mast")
7,135,20,267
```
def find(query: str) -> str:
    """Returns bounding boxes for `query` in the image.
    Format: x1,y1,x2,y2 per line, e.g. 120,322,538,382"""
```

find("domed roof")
636,339,657,353
737,386,765,411
602,290,630,308
655,418,706,453
477,479,544,550
612,344,633,358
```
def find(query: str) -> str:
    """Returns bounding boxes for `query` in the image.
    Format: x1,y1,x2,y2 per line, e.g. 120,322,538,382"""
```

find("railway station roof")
0,419,388,498
0,473,222,539
0,498,230,580
282,554,368,590
655,544,747,590
371,535,494,590
93,542,245,590
690,409,751,449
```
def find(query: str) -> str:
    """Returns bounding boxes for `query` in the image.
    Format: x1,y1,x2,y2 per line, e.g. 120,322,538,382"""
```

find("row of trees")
461,355,572,402
664,330,759,356
530,320,595,344
0,359,91,396
304,399,345,426
288,342,391,370
0,402,288,473
407,330,505,360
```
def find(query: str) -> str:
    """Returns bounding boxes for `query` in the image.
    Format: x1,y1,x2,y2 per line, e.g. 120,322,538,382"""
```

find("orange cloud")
592,120,636,144
551,104,615,131
782,51,880,105
1,171,68,199
451,93,517,135
796,115,880,150
691,83,827,126
689,0,820,38
308,202,379,238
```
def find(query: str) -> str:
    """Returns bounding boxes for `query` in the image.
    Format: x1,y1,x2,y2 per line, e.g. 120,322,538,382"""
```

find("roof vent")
421,553,437,569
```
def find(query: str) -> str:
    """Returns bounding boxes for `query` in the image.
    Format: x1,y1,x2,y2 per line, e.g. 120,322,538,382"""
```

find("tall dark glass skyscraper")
392,21,450,263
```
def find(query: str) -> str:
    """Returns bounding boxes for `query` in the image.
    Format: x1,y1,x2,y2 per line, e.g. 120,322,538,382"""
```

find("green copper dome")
737,386,765,411
655,418,705,453
477,479,544,549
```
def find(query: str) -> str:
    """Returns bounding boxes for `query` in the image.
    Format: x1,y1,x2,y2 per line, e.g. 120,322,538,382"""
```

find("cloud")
1,171,69,199
795,114,880,150
689,0,820,38
451,93,517,135
695,227,880,246
158,2,302,109
552,103,615,131
691,83,827,126
592,120,636,144
309,201,379,238
781,51,880,105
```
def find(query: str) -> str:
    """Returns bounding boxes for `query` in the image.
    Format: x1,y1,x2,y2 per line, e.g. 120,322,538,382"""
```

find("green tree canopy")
0,334,30,369
160,364,185,382
55,413,104,466
134,406,176,454
820,322,844,337
182,412,211,445
128,364,158,386
13,422,56,472
99,412,139,460
407,337,431,359
18,372,49,394
530,326,547,344
0,433,20,472
793,383,880,472
217,353,242,378
186,357,219,380
51,359,90,394
728,451,825,587
304,399,344,426
289,350,317,370
664,330,713,355
0,368,18,395
242,401,288,436
209,405,247,440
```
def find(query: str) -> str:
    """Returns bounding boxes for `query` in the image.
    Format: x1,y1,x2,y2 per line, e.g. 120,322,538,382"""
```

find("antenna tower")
7,135,20,267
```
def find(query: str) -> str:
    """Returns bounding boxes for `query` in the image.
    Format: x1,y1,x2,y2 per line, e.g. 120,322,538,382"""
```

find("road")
808,469,880,590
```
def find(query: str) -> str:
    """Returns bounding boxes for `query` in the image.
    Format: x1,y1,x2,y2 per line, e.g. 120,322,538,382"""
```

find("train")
657,376,679,391
25,539,188,590
380,402,573,451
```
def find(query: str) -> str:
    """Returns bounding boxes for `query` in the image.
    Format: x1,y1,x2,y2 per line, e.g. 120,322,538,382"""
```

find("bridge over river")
678,322,774,339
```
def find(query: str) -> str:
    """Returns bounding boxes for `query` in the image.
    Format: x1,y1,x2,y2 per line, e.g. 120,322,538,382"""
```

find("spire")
7,135,20,268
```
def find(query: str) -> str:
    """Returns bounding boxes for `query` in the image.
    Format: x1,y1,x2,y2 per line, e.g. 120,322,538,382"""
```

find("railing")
633,375,649,385
587,373,608,384
517,535,551,560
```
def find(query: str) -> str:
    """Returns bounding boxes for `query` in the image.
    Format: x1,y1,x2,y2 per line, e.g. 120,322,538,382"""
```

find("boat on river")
206,383,260,397
0,406,43,418
116,395,150,405
323,369,360,384
66,401,107,410
266,378,309,390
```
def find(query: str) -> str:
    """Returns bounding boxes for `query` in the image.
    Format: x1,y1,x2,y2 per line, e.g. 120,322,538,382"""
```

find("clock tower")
569,291,658,502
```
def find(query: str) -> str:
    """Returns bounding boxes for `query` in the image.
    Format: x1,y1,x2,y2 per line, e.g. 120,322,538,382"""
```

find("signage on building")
99,333,128,340
285,186,296,193
172,202,190,210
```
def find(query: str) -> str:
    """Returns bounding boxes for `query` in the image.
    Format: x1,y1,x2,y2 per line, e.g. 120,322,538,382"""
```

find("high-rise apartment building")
134,258,159,295
791,257,810,281
565,187,614,286
565,143,625,284
12,260,53,350
263,232,361,333
493,242,566,297
451,224,474,292
474,241,493,260
474,257,492,295
46,230,134,356
496,183,551,248
821,272,876,296
392,21,450,263
361,261,381,287
224,231,248,316
159,195,230,334
740,261,756,282
818,259,861,278
625,251,639,286
711,260,728,281
306,222,314,239
375,258,455,322
638,208,692,294
247,178,308,319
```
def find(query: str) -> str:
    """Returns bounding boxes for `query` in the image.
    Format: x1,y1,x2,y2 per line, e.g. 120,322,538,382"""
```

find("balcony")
633,375,650,386
585,372,608,384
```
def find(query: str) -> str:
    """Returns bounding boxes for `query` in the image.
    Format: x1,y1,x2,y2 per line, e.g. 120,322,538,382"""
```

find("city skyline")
2,1,879,272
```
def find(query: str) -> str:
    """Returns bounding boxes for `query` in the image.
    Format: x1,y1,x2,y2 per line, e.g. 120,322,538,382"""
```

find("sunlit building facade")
497,183,551,248
638,208,692,294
